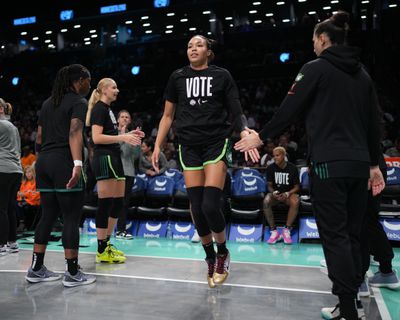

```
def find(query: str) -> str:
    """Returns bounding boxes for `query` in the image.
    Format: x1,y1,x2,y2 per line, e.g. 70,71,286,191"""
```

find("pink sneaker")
281,228,292,244
267,229,281,244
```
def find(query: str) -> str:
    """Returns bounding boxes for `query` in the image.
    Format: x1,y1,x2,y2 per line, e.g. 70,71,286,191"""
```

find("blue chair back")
232,175,266,196
132,175,148,193
386,167,400,186
163,168,184,183
174,177,187,195
146,176,175,196
233,167,264,181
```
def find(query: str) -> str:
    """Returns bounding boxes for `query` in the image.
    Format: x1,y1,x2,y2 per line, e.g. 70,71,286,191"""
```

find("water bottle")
166,222,172,240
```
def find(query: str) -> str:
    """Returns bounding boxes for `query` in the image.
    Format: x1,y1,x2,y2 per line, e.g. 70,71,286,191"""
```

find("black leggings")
117,176,134,232
0,172,21,244
34,191,84,249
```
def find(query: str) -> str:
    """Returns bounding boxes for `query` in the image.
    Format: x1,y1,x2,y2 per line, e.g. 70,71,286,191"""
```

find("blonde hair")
23,165,36,182
86,78,115,126
0,98,13,115
273,146,286,156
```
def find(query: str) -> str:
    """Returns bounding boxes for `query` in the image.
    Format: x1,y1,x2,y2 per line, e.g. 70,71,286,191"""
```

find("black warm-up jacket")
259,45,381,166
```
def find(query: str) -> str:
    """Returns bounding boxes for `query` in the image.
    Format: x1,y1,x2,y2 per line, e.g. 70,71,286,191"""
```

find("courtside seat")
380,166,400,214
230,175,265,222
163,168,184,184
233,167,265,181
137,176,175,217
167,177,191,219
298,168,313,214
129,174,148,211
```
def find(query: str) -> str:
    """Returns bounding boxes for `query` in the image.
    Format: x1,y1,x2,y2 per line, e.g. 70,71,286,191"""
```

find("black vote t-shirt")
90,101,120,153
38,92,87,152
266,162,300,193
164,65,240,145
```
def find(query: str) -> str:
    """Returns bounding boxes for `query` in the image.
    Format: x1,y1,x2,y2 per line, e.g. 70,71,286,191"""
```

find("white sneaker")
0,245,8,256
191,230,200,243
7,241,19,253
321,302,365,319
115,231,133,240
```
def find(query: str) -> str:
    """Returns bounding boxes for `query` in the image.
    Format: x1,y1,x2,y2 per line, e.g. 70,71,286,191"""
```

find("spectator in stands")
26,64,96,287
16,165,40,231
260,139,275,167
235,11,385,319
164,148,178,170
115,109,140,240
87,78,143,263
139,137,167,176
152,34,259,288
0,98,22,255
385,137,400,157
264,147,300,244
20,145,36,169
277,134,296,162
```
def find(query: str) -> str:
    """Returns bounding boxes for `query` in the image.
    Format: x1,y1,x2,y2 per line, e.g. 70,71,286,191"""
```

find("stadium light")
131,66,140,75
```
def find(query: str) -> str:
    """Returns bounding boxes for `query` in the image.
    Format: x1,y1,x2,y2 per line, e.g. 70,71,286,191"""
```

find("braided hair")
51,64,90,107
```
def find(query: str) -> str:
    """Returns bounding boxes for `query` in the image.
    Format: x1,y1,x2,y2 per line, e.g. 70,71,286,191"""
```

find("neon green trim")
107,155,124,179
203,139,228,166
178,145,203,171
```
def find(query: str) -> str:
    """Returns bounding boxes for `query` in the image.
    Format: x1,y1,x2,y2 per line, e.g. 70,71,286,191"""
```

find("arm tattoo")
69,118,83,137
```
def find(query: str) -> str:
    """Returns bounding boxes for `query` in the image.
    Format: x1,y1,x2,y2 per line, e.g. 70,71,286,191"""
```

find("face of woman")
79,77,91,97
141,142,150,154
103,80,119,103
273,150,285,166
118,112,131,127
25,168,34,180
313,32,328,57
187,36,209,67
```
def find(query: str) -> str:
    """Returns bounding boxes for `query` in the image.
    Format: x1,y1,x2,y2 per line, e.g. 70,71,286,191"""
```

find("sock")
379,260,393,274
66,258,79,276
106,235,111,243
98,239,108,253
339,296,358,320
216,241,228,255
270,226,276,231
202,241,216,261
284,225,292,230
31,252,45,271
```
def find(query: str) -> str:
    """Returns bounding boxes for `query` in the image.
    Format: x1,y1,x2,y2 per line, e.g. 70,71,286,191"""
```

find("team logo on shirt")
288,73,304,95
186,76,213,105
109,109,118,129
295,73,304,82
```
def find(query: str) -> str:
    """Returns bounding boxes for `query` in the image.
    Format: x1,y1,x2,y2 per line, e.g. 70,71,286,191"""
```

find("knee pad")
186,186,210,237
110,197,124,219
96,197,113,228
202,186,226,234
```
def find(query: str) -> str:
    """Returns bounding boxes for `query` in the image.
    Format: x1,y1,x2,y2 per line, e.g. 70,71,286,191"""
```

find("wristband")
73,160,83,167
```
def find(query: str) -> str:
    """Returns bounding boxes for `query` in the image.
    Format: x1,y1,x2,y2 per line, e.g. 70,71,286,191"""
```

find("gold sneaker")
213,252,230,285
206,258,216,288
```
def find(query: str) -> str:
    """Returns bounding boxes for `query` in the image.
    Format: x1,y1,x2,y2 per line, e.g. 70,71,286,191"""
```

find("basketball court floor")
1,233,399,320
